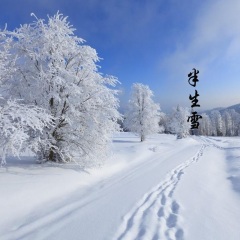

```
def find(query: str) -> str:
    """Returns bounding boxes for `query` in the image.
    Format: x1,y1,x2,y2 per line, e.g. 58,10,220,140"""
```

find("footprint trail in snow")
114,144,207,240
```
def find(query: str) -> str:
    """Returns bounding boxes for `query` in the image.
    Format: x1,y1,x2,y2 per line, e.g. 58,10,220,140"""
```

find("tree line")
198,109,240,136
123,84,240,139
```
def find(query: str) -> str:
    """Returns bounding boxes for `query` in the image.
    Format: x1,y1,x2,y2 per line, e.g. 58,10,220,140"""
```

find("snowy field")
1,132,240,240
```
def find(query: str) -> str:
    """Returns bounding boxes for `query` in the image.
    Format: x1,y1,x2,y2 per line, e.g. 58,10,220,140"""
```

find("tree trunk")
48,148,55,162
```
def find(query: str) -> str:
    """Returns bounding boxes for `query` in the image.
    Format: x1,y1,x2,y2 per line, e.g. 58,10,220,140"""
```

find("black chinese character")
188,68,199,87
189,90,200,108
187,111,202,129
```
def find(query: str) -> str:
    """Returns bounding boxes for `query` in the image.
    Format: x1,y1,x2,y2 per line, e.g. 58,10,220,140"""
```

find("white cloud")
162,0,240,76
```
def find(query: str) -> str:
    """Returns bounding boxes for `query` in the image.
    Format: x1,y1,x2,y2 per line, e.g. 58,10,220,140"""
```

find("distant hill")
224,103,240,114
203,103,240,115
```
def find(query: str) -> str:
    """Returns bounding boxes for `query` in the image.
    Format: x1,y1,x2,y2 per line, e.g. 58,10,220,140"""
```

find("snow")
1,133,240,240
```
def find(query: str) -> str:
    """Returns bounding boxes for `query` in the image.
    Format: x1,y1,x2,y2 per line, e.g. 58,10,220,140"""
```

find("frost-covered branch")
0,99,53,165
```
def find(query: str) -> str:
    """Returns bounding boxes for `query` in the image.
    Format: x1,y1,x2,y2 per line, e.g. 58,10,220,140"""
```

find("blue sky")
0,0,240,112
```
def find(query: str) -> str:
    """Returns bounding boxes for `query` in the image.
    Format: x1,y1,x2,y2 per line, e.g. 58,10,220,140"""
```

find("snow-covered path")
1,133,240,240
114,136,240,240
174,137,240,240
113,144,207,240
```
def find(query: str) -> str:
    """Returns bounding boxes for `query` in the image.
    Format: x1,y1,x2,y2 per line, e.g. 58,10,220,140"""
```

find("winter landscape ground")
1,132,240,240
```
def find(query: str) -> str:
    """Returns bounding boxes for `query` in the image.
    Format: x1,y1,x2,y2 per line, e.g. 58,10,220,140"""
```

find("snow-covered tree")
198,113,212,136
210,110,223,136
158,112,167,133
0,24,45,161
124,83,161,141
0,24,53,165
228,109,240,136
1,13,121,166
0,99,53,165
169,105,190,139
160,113,173,134
222,110,233,136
